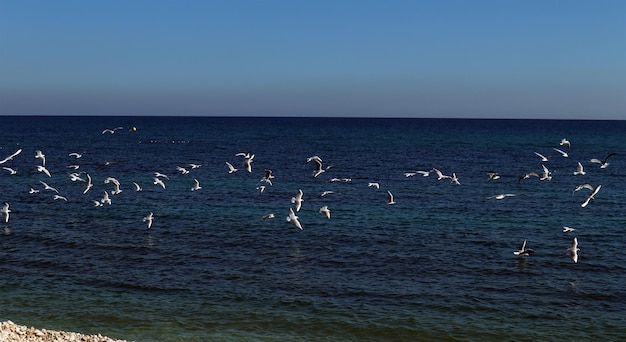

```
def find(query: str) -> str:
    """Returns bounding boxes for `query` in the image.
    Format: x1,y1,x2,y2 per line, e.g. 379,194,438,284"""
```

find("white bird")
105,177,122,195
573,183,594,194
387,190,396,205
260,169,274,186
560,138,571,152
539,164,552,181
534,152,549,162
307,156,326,177
581,184,601,208
287,207,303,230
368,182,380,189
66,165,80,170
68,152,82,158
53,194,68,201
449,173,460,185
154,172,169,179
589,152,616,169
143,212,154,228
36,165,51,177
319,205,331,219
69,172,85,182
417,170,431,177
262,213,275,220
319,191,336,197
176,166,190,175
28,186,39,194
1,202,10,223
404,172,417,177
256,185,266,194
35,150,46,166
485,193,519,201
243,154,255,173
568,237,580,263
563,226,576,233
188,163,202,169
225,162,238,174
553,148,568,158
83,174,93,194
0,148,22,164
487,172,500,181
291,189,304,212
153,177,166,189
513,239,534,256
102,127,123,134
2,167,17,175
101,191,112,205
573,162,586,176
432,168,450,181
39,181,59,194
133,182,143,192
92,200,103,207
191,178,202,191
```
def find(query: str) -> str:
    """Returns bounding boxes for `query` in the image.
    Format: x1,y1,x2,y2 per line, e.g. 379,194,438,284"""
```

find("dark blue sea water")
0,116,625,341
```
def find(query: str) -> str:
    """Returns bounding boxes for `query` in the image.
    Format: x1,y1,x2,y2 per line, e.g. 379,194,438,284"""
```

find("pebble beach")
0,321,126,342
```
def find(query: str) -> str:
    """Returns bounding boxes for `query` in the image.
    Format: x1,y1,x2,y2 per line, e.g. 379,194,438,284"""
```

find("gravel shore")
0,321,127,342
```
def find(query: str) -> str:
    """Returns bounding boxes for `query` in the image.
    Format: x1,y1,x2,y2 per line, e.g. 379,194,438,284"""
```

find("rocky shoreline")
0,321,127,342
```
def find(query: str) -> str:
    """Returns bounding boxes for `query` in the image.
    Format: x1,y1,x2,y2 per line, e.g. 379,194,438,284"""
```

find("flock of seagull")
0,130,618,266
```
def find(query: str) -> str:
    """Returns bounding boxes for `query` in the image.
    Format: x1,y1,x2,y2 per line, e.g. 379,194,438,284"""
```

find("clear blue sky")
1,0,624,118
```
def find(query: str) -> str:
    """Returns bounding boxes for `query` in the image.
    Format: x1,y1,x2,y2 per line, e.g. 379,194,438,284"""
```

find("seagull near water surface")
513,239,534,256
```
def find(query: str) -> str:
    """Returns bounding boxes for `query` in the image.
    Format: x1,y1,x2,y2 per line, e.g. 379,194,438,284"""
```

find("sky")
1,0,625,119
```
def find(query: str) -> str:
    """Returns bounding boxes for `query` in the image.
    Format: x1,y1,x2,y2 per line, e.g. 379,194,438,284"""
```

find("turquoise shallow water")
0,117,625,341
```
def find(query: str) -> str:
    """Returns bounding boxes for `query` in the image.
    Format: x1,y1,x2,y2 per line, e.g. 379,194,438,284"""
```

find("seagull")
387,190,396,205
102,127,123,134
449,173,460,185
560,138,571,152
36,165,51,177
153,177,166,189
563,226,576,233
417,170,431,177
262,213,275,220
534,152,549,162
539,164,552,181
513,239,534,256
92,200,103,207
0,148,22,164
2,167,17,175
188,163,202,169
28,186,39,194
319,191,336,197
191,178,202,191
69,172,85,182
487,172,500,181
39,181,59,194
225,161,238,174
590,152,616,169
308,156,326,177
101,191,112,205
243,154,254,173
485,193,519,201
581,184,601,208
68,152,82,159
319,205,331,219
154,172,169,179
287,207,303,230
143,212,153,229
573,162,586,176
83,174,93,194
1,202,10,223
133,182,143,192
256,185,266,194
66,165,80,170
553,148,569,158
291,189,304,212
260,169,274,186
176,166,190,175
53,194,68,201
34,150,46,165
573,183,594,194
568,237,579,263
368,182,380,189
518,171,541,183
105,177,122,195
432,168,450,181
404,172,417,177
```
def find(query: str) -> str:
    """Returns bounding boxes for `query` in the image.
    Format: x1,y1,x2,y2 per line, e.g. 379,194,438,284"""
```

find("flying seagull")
143,212,154,229
590,152,616,169
387,190,396,205
287,207,303,230
1,202,10,223
581,184,601,208
513,239,534,256
568,237,579,263
319,205,331,219
573,162,586,176
0,148,22,164
291,189,304,212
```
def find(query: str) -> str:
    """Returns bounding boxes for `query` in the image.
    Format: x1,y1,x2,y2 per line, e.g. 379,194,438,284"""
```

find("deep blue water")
0,116,625,341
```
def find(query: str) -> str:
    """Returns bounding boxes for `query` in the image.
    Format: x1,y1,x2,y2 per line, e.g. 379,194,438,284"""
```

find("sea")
0,116,624,341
